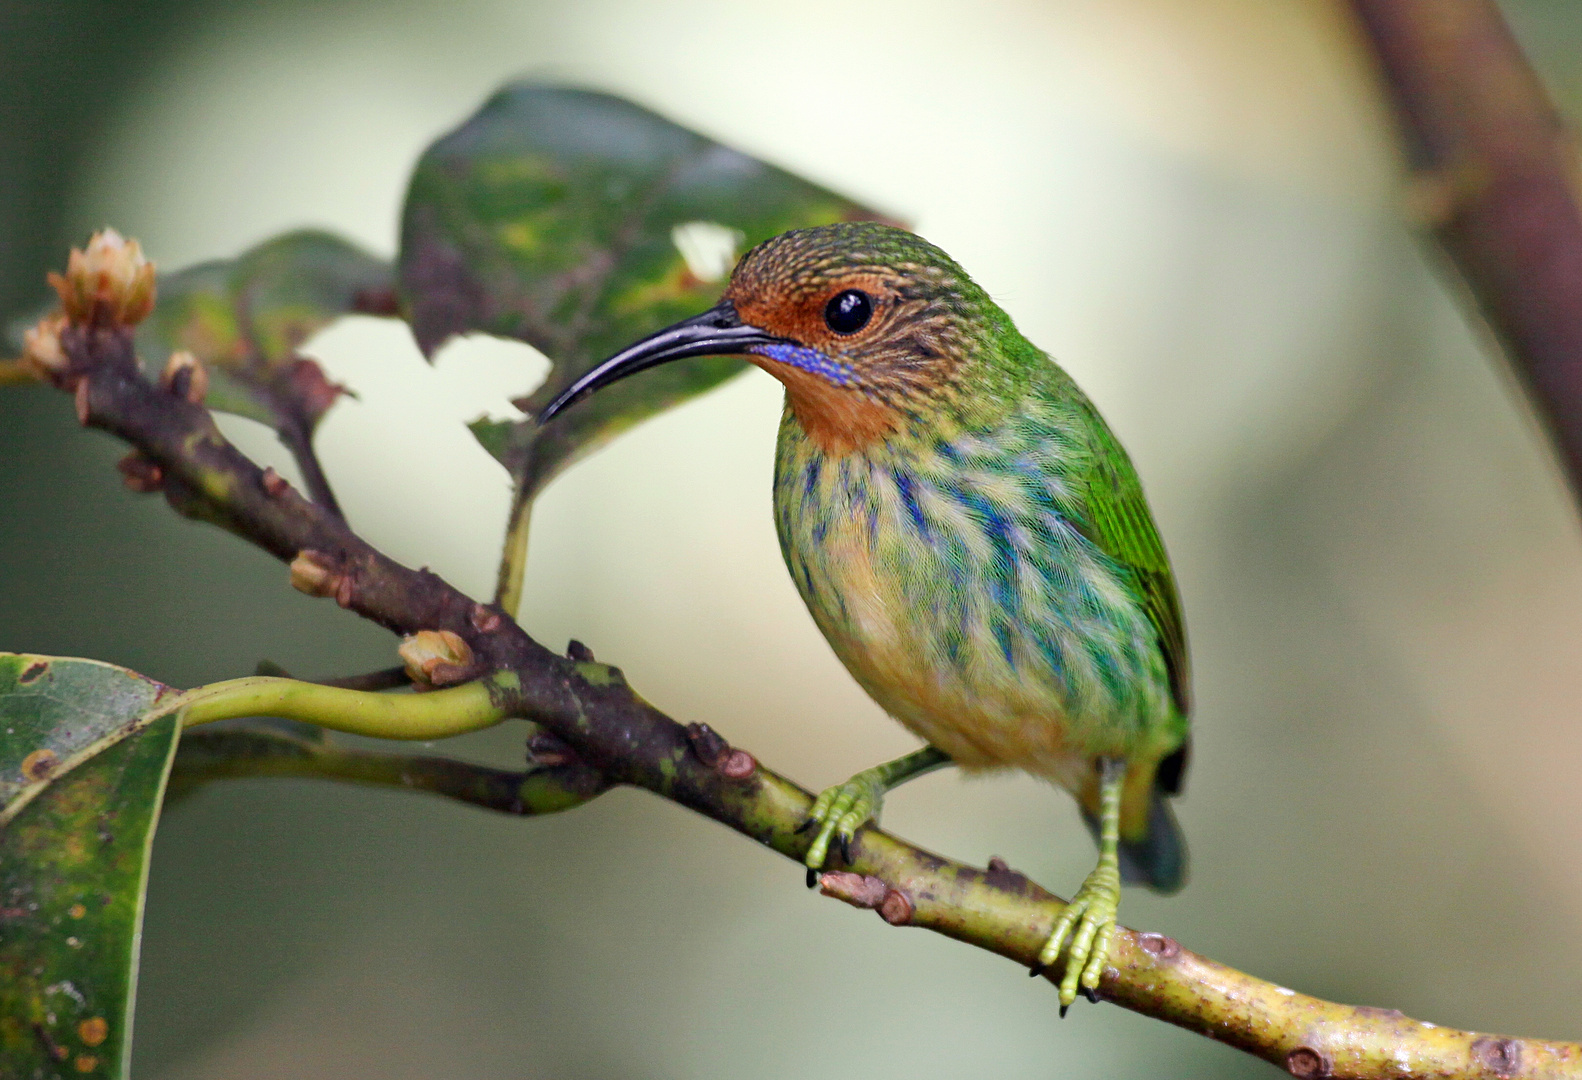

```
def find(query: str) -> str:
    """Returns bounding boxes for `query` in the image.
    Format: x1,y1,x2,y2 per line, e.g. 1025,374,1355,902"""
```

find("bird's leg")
1035,756,1124,1012
799,746,951,884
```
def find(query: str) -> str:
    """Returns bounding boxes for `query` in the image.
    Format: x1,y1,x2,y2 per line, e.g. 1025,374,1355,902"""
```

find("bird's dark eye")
824,289,873,335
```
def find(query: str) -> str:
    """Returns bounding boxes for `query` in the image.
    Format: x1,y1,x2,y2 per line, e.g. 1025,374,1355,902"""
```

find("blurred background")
4,0,1582,1076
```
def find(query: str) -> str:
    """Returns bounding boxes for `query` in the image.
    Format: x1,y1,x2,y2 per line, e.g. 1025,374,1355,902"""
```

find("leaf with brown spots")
0,654,183,1080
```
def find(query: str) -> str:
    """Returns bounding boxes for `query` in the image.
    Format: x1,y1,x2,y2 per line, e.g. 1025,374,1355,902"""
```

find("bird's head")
539,223,1000,454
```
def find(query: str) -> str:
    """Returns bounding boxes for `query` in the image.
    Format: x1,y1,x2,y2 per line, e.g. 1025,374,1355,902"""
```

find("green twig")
175,674,513,740
493,484,532,615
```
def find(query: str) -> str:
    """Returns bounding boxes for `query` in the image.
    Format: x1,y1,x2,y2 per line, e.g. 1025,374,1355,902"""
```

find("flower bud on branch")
398,630,475,688
116,453,163,494
159,350,209,404
48,228,157,329
289,550,353,607
19,313,71,387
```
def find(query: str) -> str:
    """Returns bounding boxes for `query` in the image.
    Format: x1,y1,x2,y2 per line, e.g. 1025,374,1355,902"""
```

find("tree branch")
26,299,1576,1078
1348,0,1582,499
169,719,610,816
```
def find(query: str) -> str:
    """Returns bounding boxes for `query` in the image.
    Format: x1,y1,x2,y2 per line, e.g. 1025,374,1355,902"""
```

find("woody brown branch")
1349,0,1582,498
43,308,1581,1078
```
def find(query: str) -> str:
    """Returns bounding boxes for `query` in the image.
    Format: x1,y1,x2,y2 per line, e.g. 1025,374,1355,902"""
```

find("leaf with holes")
398,81,897,499
0,654,182,1080
136,229,395,434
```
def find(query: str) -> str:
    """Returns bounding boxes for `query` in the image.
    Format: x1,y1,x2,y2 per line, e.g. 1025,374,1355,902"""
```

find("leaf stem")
494,485,532,615
275,414,344,521
175,674,513,740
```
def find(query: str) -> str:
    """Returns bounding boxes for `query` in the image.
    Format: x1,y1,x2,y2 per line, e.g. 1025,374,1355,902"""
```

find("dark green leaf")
0,655,183,1080
137,229,395,433
465,415,516,468
399,81,896,495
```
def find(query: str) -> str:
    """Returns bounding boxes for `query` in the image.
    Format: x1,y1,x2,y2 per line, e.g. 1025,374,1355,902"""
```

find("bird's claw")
800,770,885,877
1036,860,1121,1010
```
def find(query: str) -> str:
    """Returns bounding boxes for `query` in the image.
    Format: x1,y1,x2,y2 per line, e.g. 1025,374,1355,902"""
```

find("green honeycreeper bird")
540,222,1190,1009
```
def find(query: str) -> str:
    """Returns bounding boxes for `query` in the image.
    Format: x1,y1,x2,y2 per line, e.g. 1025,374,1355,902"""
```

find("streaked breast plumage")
774,387,1178,788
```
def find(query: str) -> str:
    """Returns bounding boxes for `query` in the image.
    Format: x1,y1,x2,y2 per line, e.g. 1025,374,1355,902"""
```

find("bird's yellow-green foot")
1032,757,1125,1013
797,745,951,885
539,221,1192,1018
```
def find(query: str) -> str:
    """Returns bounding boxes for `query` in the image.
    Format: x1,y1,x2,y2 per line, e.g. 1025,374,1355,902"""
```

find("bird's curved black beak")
537,300,788,423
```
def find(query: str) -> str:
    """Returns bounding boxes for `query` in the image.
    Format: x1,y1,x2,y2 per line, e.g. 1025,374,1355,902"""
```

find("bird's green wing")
1074,402,1191,716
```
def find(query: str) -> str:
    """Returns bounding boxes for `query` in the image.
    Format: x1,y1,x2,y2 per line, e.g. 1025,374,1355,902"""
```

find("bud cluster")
18,229,159,391
48,228,157,329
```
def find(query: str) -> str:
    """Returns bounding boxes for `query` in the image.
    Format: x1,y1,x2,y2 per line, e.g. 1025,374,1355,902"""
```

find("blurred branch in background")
1351,0,1582,500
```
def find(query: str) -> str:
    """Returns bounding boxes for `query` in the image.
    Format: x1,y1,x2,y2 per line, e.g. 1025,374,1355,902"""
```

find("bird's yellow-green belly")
774,446,1175,788
797,519,1094,784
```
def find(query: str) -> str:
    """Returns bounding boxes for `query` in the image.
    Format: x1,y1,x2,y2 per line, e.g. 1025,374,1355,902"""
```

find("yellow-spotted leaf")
0,654,183,1080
